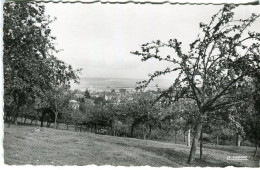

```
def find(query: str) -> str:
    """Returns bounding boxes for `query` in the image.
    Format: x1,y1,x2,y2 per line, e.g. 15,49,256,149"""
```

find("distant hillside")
71,77,173,91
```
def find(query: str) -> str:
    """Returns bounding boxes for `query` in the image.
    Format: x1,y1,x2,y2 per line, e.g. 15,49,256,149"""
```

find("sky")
44,3,260,80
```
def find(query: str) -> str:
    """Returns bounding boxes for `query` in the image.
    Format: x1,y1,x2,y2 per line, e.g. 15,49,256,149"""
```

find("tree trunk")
54,112,58,129
41,119,44,127
254,140,259,157
40,113,44,127
4,115,8,123
8,121,11,127
31,119,33,125
142,125,146,140
187,129,191,147
12,116,16,124
24,118,27,124
183,131,186,143
79,124,82,132
216,136,219,145
188,123,202,164
113,124,116,136
149,125,152,139
95,124,97,134
130,124,135,137
56,122,60,129
236,133,241,147
75,124,77,131
13,107,19,124
8,117,11,127
174,131,177,144
199,129,203,159
110,120,114,136
14,116,18,124
110,124,113,136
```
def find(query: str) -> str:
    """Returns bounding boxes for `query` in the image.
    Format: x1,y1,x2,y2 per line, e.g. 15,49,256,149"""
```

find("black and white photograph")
2,0,260,167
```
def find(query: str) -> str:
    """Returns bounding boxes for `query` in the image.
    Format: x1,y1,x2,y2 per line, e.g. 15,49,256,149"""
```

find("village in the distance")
70,79,161,108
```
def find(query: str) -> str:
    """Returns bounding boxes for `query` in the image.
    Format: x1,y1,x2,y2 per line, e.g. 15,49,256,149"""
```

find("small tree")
43,87,73,128
132,5,260,163
84,89,91,99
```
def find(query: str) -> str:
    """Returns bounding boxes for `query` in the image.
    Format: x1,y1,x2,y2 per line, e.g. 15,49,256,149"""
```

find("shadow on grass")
139,145,239,167
113,141,240,167
203,144,254,155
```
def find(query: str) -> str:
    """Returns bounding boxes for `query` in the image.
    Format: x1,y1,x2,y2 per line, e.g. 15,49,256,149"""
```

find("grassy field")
4,124,260,167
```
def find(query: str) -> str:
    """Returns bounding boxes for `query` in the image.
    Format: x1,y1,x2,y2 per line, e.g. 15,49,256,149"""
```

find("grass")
4,123,260,167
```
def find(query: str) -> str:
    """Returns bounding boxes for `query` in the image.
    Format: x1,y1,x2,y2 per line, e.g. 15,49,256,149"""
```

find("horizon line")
78,76,173,81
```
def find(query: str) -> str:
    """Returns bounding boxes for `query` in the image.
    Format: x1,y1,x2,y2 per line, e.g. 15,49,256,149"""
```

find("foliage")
3,2,81,121
132,5,260,163
84,89,91,99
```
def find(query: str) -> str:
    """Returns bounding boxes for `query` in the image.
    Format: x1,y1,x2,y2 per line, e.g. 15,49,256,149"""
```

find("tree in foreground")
3,2,81,124
132,5,260,163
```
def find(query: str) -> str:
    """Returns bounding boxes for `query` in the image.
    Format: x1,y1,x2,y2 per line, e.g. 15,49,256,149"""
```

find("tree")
94,96,106,105
3,2,81,124
249,76,260,157
84,89,91,99
72,98,95,132
132,5,260,163
160,98,198,145
237,74,260,156
119,89,126,94
120,92,160,138
45,87,75,128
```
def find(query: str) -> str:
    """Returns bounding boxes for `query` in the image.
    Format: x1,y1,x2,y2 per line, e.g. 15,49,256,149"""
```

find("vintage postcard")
2,0,260,167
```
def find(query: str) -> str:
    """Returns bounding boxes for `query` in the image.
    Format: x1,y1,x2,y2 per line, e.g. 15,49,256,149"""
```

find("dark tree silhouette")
84,89,91,99
3,2,81,124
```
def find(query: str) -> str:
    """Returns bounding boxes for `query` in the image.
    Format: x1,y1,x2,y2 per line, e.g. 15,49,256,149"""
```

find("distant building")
75,93,84,100
104,93,121,103
88,87,94,93
69,100,79,110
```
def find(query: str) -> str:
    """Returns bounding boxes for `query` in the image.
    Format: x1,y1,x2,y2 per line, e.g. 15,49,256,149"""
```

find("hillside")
4,124,259,167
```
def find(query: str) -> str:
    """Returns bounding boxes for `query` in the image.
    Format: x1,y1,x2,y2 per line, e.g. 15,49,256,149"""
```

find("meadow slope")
4,124,259,167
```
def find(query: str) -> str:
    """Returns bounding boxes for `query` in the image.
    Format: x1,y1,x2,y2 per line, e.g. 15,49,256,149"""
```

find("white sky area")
44,4,260,80
40,0,259,4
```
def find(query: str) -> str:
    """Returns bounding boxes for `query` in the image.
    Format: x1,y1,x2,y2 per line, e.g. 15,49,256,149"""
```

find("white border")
0,0,259,169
